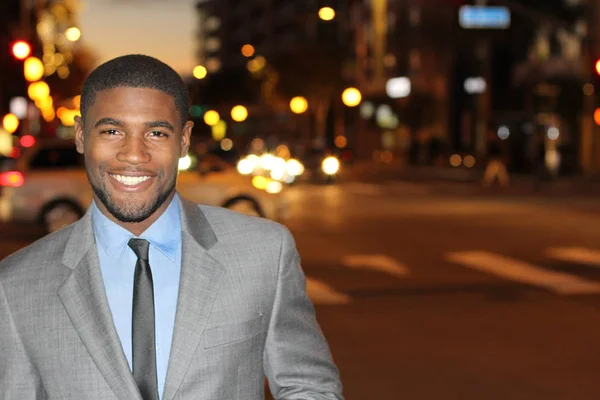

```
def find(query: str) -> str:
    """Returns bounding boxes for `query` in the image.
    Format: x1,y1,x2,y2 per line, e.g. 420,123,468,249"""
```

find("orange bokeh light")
241,44,255,58
595,108,600,126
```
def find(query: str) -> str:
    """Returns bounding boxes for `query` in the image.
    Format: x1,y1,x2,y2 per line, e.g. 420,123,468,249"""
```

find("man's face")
74,87,192,229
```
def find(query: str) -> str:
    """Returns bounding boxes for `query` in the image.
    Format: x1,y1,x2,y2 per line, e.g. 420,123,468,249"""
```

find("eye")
100,129,119,135
149,131,169,138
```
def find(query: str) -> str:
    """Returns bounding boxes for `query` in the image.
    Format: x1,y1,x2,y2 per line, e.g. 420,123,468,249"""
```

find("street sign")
385,77,411,98
459,6,511,29
464,77,487,94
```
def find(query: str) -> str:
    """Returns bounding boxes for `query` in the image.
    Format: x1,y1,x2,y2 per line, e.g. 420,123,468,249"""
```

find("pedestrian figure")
482,139,510,187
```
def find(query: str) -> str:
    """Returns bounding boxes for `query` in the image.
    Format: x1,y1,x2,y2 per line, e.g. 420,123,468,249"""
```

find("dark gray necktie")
128,238,159,400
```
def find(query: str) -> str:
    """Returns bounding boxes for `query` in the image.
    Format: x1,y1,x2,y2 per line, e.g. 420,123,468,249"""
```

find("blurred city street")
3,170,600,399
3,0,600,397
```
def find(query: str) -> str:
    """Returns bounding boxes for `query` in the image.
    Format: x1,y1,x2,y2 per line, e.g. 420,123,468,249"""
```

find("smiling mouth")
109,174,152,186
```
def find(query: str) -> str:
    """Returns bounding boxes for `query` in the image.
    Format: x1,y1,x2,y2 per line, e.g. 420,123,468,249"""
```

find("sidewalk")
340,160,477,181
340,160,600,197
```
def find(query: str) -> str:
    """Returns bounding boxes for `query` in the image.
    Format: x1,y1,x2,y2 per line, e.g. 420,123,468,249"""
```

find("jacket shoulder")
198,204,289,240
0,225,73,280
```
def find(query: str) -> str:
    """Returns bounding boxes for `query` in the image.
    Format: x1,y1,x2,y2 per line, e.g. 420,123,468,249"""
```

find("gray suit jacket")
0,197,343,399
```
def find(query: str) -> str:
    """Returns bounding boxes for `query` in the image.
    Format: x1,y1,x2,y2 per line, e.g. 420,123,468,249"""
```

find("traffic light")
11,40,31,60
20,135,36,148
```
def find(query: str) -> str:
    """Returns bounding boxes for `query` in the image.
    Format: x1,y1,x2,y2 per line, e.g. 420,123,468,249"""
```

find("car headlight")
321,156,340,175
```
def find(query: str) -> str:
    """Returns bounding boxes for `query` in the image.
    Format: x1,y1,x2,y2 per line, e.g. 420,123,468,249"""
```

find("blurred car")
296,149,341,184
0,139,287,233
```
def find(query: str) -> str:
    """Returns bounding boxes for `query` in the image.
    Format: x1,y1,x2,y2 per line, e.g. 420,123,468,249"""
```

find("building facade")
195,0,592,173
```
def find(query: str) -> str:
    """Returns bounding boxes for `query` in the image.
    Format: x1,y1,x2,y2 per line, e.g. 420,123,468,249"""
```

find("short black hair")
80,54,189,126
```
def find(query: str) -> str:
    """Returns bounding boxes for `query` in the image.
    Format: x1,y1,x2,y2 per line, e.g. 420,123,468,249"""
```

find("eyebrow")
94,117,124,128
145,120,174,131
93,118,174,132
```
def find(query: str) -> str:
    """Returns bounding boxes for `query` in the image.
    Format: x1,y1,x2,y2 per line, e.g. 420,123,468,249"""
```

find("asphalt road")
3,181,600,399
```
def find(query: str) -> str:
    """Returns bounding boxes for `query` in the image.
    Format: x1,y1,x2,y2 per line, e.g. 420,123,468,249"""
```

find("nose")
116,135,151,165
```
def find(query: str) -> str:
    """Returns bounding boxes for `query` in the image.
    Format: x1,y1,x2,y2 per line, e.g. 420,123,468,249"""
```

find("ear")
180,121,193,157
74,116,85,154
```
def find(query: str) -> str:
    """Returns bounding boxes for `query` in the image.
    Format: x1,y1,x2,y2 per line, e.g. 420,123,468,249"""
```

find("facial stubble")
88,162,177,223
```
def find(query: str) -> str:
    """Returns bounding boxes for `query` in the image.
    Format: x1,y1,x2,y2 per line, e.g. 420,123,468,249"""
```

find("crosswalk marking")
546,247,600,267
306,278,351,305
446,251,600,295
342,254,410,278
304,248,600,304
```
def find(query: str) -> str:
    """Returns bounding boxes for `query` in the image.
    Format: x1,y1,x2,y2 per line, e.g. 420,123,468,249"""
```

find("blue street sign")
459,6,511,29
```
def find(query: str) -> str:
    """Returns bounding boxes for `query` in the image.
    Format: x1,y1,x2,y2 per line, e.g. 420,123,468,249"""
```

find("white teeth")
110,174,151,186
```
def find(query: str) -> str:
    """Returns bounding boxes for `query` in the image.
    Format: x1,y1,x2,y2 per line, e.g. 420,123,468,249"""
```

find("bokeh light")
290,96,308,114
2,114,19,134
65,27,81,42
241,44,255,57
342,87,362,107
193,65,207,80
231,105,248,122
318,7,336,21
204,110,220,126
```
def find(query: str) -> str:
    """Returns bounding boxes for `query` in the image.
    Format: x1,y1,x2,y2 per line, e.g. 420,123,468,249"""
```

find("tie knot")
128,238,150,261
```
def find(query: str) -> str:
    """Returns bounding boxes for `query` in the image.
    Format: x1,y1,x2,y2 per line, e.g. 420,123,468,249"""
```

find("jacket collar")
62,194,218,270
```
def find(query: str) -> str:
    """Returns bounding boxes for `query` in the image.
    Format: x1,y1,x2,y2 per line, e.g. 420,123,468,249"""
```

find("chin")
92,179,175,223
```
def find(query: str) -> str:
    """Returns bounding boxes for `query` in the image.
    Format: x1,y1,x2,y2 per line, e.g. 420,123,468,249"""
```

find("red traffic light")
11,40,31,60
20,135,36,148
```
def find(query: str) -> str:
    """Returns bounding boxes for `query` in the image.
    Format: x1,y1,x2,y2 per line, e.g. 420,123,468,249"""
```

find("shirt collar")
92,194,182,261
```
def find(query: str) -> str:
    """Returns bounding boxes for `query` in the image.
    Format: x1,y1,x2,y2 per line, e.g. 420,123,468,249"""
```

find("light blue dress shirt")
92,195,182,400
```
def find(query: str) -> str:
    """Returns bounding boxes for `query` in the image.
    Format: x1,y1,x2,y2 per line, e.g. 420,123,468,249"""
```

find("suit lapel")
58,210,141,400
162,199,226,400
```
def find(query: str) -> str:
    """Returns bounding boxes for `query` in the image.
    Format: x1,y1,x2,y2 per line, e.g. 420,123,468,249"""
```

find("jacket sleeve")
0,278,47,400
263,225,344,400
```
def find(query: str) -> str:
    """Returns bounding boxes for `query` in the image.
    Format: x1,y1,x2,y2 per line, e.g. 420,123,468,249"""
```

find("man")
0,55,343,400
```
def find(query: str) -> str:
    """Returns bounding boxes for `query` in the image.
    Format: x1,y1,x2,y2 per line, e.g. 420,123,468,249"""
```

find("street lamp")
241,44,255,57
204,110,220,126
342,87,362,107
318,7,336,21
193,65,207,80
27,81,50,101
11,40,31,60
290,96,308,114
24,57,44,82
2,114,19,134
231,105,248,122
65,27,81,42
